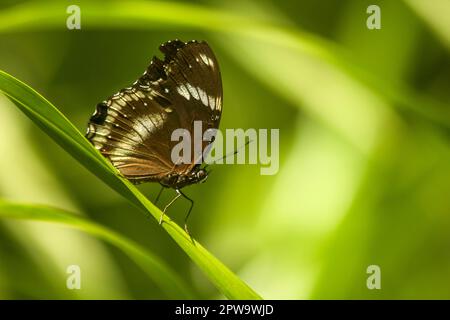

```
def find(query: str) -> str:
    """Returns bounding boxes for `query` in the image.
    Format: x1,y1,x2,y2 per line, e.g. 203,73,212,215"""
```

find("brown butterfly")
86,39,222,232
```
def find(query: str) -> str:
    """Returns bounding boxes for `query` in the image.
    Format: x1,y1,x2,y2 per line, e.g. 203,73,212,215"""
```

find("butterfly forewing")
86,40,222,185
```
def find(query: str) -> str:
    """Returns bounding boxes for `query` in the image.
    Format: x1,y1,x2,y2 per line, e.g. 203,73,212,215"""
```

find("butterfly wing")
161,40,223,170
86,40,222,184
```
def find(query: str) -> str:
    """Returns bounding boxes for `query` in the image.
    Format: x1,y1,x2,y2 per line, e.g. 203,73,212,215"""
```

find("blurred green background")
0,0,449,299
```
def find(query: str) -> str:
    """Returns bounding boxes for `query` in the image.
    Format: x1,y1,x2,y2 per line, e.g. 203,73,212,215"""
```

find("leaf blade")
0,200,194,299
0,69,262,300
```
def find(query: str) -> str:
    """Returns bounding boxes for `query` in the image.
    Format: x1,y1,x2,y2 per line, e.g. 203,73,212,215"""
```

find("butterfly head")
160,165,209,189
182,165,209,185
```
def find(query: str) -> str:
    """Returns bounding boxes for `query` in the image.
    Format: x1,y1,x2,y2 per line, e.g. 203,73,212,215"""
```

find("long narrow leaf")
0,200,193,299
0,70,262,300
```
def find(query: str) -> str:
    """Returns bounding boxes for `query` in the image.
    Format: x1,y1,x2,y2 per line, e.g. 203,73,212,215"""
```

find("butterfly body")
159,166,208,189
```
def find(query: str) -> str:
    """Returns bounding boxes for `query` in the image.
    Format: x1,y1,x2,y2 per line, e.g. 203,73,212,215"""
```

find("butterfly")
86,39,222,232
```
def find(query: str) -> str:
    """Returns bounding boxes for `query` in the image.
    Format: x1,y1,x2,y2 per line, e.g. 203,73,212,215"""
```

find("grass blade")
0,70,262,300
0,200,194,299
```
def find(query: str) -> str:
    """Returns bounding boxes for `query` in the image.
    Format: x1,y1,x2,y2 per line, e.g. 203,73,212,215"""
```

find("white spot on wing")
136,91,146,99
131,113,167,140
197,87,208,107
216,96,222,111
186,83,199,100
92,136,107,149
177,84,190,100
208,95,216,110
200,53,209,66
94,127,111,136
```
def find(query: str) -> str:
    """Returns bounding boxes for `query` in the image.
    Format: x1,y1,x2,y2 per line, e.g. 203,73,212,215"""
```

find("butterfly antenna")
215,139,252,165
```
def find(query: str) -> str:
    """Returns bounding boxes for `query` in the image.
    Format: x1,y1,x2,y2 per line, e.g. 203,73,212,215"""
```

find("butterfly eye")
195,169,208,183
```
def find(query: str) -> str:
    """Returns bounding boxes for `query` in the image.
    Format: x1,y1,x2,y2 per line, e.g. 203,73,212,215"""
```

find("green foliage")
0,0,449,300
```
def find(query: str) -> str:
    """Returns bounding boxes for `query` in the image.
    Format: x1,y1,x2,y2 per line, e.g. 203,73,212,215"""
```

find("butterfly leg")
178,189,194,234
159,190,181,225
154,184,165,205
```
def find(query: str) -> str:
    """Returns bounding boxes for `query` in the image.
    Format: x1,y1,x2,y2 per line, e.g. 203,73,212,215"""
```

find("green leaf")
0,200,193,299
0,70,262,300
405,0,450,51
0,0,448,132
